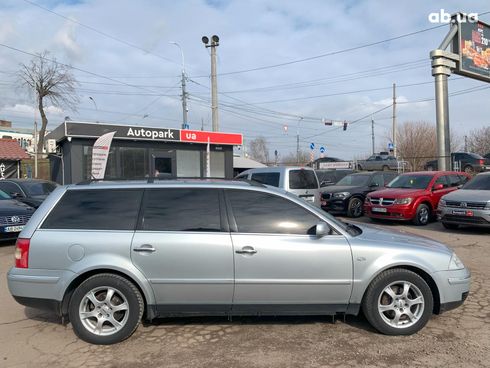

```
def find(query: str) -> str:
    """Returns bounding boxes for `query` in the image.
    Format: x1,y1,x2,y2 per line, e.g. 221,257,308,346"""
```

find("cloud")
54,19,82,61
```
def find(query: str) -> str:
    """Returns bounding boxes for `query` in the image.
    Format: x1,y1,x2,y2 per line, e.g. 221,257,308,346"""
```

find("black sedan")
0,179,58,208
0,190,35,240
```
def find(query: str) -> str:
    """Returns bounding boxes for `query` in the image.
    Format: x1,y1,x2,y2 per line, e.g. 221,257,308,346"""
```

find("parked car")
235,166,321,207
0,179,58,208
364,171,471,225
438,171,490,229
321,171,397,217
8,180,470,344
0,189,35,240
356,154,401,171
424,152,490,174
315,169,354,187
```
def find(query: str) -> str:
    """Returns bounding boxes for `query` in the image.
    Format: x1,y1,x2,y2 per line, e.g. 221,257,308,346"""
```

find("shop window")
203,151,225,178
120,147,147,179
176,150,200,177
83,146,118,180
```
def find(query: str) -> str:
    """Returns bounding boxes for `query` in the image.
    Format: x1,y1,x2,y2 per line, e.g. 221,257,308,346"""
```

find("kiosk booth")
46,121,243,184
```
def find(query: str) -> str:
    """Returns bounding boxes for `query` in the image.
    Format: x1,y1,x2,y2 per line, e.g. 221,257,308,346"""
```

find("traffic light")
343,122,348,131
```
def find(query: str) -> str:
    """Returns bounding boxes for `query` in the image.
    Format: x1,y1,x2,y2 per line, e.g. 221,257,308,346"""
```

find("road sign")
388,142,394,150
310,142,315,150
320,146,325,153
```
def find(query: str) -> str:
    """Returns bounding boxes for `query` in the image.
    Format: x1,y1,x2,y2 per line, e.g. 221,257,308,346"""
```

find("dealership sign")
63,122,242,146
91,131,116,179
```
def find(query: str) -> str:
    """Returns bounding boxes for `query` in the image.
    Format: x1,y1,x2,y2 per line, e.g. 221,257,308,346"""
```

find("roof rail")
75,176,266,186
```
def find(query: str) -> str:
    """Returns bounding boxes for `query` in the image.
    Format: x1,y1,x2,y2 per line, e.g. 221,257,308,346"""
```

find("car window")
462,175,490,190
250,172,280,187
22,181,57,196
288,170,318,189
41,189,143,230
0,182,22,196
387,175,433,189
337,174,371,186
448,175,462,187
459,175,470,184
383,173,397,185
0,189,11,200
140,188,221,232
371,174,385,187
227,189,321,235
434,176,449,188
235,173,248,180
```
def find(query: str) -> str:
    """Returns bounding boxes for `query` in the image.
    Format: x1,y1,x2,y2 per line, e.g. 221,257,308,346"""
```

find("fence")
20,159,51,180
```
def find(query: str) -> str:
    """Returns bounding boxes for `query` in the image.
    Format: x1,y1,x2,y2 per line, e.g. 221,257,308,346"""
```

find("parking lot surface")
0,219,489,368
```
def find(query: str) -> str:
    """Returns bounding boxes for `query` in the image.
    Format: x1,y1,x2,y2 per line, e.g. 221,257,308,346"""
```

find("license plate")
302,196,314,203
372,207,387,213
3,225,24,233
452,209,471,216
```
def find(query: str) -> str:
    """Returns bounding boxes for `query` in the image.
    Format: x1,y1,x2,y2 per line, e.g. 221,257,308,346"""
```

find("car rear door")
225,189,353,314
130,187,234,315
287,169,321,206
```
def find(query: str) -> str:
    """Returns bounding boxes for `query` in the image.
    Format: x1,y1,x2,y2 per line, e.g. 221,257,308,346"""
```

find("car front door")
430,175,452,210
225,189,353,314
131,188,234,315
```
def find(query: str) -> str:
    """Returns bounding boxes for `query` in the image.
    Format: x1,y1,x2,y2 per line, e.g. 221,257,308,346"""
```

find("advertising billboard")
452,14,490,82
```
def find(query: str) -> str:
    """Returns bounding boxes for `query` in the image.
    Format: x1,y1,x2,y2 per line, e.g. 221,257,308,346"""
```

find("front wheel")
347,197,363,218
362,268,433,335
68,273,144,345
413,204,430,226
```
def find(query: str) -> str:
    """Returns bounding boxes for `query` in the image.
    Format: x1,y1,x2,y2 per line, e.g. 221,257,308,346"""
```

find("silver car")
438,172,490,229
7,180,470,344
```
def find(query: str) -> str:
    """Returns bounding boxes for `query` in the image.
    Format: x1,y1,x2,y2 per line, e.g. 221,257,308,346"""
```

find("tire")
347,197,363,218
463,165,474,175
68,273,144,345
442,222,459,230
362,268,433,335
382,165,390,171
413,204,430,226
426,165,434,171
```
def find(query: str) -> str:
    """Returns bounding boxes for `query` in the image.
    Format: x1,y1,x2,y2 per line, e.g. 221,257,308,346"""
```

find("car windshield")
462,175,490,190
0,190,11,200
22,181,57,196
387,175,432,189
336,174,370,186
289,170,318,189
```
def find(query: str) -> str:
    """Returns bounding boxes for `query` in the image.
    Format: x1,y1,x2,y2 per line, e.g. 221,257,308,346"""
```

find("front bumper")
438,207,490,227
363,204,416,220
432,267,471,314
321,197,348,214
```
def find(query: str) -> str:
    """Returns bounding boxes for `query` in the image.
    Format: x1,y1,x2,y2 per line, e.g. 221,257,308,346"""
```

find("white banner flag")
91,131,116,179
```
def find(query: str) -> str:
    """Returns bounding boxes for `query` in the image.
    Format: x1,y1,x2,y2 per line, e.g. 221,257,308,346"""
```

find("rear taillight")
479,159,484,165
14,238,30,268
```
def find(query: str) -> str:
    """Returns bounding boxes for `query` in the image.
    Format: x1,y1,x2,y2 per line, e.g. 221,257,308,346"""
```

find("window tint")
337,174,371,186
387,175,432,189
448,175,462,187
383,173,397,185
289,170,318,189
141,189,221,232
0,182,22,196
227,189,320,235
251,172,280,187
22,181,57,196
42,190,143,230
459,175,470,184
434,176,449,188
371,174,385,187
462,175,490,190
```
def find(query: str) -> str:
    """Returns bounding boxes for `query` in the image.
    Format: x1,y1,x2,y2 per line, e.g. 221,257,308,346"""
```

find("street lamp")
170,42,189,129
201,35,220,131
88,96,98,110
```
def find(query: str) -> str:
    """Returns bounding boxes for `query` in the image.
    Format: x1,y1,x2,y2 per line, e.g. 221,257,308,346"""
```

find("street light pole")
202,35,220,131
296,117,303,164
170,42,188,129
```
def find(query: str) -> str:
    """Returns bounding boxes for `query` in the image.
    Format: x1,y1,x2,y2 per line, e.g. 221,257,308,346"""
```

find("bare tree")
248,137,270,163
280,150,310,166
466,126,490,156
18,51,79,154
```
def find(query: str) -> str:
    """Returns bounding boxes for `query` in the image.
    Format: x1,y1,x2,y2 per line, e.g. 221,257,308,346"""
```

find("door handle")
133,244,156,253
235,246,257,255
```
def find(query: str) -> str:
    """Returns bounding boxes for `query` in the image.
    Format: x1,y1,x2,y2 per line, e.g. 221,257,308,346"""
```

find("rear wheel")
413,204,430,226
362,268,433,335
347,197,363,218
442,222,459,230
68,273,144,345
463,165,474,175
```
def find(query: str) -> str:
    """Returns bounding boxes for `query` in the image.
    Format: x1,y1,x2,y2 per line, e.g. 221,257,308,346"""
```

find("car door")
225,189,353,314
430,175,452,209
131,188,234,315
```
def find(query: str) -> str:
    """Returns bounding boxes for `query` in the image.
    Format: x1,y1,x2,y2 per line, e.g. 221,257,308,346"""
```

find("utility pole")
296,117,303,164
392,83,397,158
464,135,468,152
202,35,220,131
371,117,375,155
170,42,188,129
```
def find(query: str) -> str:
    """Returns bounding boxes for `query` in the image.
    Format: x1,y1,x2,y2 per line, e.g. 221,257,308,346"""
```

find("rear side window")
250,172,280,187
289,170,318,189
448,175,462,187
140,188,221,232
42,189,143,230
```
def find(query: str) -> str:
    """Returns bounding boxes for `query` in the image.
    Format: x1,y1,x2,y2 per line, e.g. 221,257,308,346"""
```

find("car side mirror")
315,222,331,237
10,192,22,198
432,183,444,191
320,181,333,187
457,184,463,189
369,183,379,188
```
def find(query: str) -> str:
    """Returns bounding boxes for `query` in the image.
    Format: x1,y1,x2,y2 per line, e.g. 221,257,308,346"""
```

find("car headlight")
439,199,446,207
393,197,412,205
333,192,351,199
449,253,465,270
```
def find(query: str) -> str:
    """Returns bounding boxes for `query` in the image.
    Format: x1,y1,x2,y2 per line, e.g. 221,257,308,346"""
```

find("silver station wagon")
7,180,470,344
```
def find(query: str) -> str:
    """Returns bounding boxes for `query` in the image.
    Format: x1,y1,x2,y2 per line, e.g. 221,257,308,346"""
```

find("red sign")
180,130,243,145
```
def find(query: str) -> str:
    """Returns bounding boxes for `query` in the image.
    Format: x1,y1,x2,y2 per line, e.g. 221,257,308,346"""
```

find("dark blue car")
0,190,35,240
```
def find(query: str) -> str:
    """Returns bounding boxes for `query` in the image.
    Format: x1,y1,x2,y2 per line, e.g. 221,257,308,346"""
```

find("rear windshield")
250,172,280,187
22,181,57,196
468,153,484,159
462,175,490,190
289,170,318,189
336,174,370,187
387,175,432,189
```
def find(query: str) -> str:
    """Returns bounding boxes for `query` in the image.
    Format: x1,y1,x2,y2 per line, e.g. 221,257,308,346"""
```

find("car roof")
241,166,315,174
399,171,465,176
3,179,53,183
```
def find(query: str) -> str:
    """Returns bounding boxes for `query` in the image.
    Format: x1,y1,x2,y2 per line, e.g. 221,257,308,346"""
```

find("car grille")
0,215,31,226
445,201,487,209
442,215,489,225
369,198,395,206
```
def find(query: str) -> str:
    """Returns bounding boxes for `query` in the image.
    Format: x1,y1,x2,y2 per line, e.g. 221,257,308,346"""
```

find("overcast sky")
0,0,489,160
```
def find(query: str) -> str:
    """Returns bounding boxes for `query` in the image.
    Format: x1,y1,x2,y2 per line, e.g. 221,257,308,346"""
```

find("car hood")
354,223,452,255
321,185,366,194
369,188,427,198
0,199,36,215
442,189,490,202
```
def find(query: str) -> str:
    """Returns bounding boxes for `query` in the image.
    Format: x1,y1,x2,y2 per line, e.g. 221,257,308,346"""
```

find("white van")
236,166,321,207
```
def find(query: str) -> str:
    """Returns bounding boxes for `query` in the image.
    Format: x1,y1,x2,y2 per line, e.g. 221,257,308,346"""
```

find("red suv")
364,171,471,225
